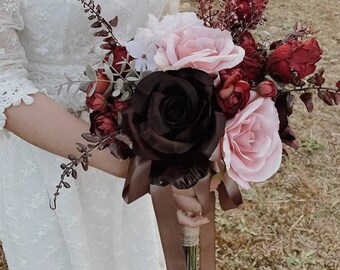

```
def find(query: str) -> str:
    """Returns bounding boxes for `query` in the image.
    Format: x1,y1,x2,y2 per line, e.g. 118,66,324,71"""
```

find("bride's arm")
5,93,129,177
0,0,128,176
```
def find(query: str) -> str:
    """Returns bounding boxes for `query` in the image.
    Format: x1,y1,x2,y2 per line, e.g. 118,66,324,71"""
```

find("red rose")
86,93,106,111
86,73,111,95
237,32,265,83
267,38,323,83
217,70,251,119
90,111,118,137
256,80,277,98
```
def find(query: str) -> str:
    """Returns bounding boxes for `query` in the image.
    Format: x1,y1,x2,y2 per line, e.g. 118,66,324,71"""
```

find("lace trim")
0,76,39,130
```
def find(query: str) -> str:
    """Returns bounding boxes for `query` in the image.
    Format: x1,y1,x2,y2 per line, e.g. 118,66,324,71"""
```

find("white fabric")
0,0,179,269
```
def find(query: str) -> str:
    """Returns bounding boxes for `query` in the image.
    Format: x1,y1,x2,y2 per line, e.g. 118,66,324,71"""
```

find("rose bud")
112,100,130,112
87,73,111,95
86,93,106,111
90,111,118,137
267,38,323,84
217,71,251,119
256,80,277,98
336,81,340,89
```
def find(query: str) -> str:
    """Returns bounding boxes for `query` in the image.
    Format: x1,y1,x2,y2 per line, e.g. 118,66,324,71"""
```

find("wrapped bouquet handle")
123,157,242,270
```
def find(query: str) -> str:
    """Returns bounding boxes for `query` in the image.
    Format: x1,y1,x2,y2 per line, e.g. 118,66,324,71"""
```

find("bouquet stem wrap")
123,157,242,270
182,226,199,270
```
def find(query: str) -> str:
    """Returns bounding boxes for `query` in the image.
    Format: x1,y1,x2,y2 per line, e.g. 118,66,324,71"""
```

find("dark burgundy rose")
267,38,323,83
237,32,265,83
86,93,106,111
123,68,226,189
90,111,118,137
256,80,277,98
86,73,111,95
217,70,251,119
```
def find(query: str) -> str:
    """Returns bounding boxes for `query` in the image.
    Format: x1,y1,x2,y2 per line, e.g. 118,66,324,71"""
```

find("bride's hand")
172,187,210,228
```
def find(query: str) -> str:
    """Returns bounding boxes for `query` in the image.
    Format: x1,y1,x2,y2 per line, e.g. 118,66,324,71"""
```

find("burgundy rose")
217,69,251,119
86,73,111,95
256,80,277,98
86,93,106,111
123,68,226,189
234,0,267,24
90,111,118,137
105,46,133,74
239,31,256,49
267,38,323,84
237,32,265,83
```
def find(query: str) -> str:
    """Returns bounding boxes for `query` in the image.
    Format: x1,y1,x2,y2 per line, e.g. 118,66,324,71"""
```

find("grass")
1,1,339,269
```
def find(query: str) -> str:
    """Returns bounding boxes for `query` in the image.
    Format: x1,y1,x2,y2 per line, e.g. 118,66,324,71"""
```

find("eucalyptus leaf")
107,53,114,67
88,82,97,97
126,76,140,82
85,64,97,81
114,78,124,92
104,64,114,81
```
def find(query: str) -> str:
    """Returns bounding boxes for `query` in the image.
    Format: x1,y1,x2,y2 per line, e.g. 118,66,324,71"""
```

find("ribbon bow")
123,156,242,270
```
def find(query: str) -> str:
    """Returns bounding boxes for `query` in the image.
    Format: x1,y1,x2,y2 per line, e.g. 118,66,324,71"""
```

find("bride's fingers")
177,211,210,228
173,194,203,215
172,186,196,197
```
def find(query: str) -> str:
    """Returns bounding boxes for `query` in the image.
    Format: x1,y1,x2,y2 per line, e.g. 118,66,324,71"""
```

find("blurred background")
1,0,339,269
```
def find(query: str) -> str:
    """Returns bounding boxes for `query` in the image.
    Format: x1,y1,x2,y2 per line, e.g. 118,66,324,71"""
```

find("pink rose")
211,92,282,188
153,13,244,74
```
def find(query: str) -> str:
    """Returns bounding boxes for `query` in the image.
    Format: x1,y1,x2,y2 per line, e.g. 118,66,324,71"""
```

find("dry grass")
1,1,339,269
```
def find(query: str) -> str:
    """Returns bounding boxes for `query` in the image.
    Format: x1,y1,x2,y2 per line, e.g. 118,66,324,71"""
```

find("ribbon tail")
123,156,151,204
219,174,243,211
150,185,186,270
193,171,216,270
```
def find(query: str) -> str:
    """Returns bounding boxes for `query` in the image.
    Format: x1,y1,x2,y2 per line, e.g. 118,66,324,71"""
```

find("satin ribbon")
122,157,243,270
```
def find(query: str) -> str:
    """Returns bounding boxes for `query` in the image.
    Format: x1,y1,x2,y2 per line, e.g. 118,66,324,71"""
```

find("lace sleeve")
0,0,39,133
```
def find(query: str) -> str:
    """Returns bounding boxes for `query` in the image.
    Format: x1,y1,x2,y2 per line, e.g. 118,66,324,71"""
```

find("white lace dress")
0,0,178,269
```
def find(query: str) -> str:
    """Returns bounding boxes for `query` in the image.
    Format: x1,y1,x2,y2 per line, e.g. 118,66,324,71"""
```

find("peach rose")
211,92,282,188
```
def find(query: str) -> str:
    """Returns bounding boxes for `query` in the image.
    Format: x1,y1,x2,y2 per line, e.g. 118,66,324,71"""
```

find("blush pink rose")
153,13,245,74
211,92,282,189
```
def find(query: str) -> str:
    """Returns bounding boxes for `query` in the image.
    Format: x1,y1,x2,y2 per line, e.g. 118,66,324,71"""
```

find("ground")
1,0,339,269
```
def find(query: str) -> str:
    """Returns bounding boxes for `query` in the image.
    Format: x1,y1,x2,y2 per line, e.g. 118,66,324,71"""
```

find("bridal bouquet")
53,0,339,269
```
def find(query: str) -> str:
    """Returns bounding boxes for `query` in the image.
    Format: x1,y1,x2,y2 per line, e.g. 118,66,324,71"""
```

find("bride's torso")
15,0,167,105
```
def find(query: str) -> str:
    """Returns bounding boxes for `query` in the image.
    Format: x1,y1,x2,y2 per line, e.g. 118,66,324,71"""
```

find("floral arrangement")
52,0,339,269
